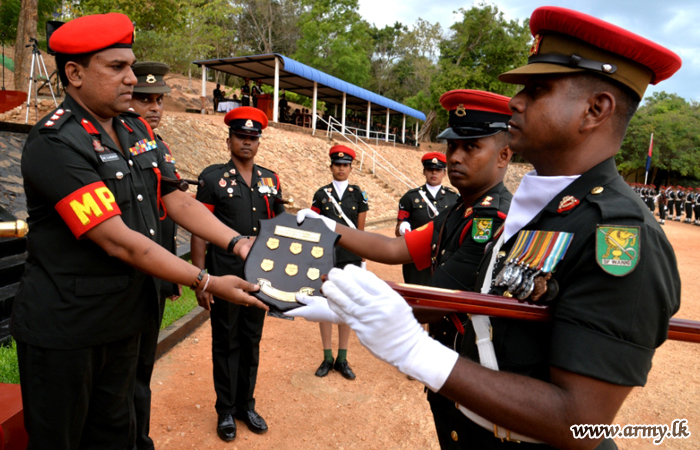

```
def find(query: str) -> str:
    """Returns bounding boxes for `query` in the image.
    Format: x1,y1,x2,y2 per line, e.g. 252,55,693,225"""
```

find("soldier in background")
241,78,251,107
395,152,458,285
685,187,695,223
129,61,180,450
675,185,684,221
657,185,667,225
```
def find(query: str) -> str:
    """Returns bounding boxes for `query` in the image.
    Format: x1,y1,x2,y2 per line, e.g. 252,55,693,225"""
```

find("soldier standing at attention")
694,187,700,225
241,78,251,107
13,14,265,449
396,152,459,286
657,185,667,224
293,89,514,448
309,145,369,380
685,187,694,223
292,7,681,449
128,60,181,450
675,185,683,221
191,107,284,442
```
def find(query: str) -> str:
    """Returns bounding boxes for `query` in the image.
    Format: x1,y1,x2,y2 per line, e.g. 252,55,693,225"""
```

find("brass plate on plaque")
285,264,298,276
274,225,321,243
290,242,302,254
307,268,320,280
267,238,279,250
257,279,314,302
311,246,324,259
261,259,274,272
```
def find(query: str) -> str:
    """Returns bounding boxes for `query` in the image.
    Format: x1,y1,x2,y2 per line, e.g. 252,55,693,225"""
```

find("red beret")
50,13,134,55
329,145,356,163
421,152,447,169
224,106,268,137
437,89,511,140
499,7,681,99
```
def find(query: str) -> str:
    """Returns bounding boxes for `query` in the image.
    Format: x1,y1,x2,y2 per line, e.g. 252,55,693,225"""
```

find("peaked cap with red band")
224,106,268,137
49,13,134,54
329,145,356,163
437,89,511,140
421,152,447,170
499,6,682,99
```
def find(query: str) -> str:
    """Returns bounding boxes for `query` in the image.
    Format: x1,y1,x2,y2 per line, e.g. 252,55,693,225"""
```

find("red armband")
201,202,215,213
397,210,409,220
311,206,321,214
404,221,434,271
55,181,121,238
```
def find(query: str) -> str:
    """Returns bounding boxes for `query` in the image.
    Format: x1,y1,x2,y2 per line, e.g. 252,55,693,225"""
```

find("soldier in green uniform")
191,106,284,442
396,152,459,286
129,60,180,450
309,145,369,380
290,7,681,449
293,89,514,448
12,14,265,449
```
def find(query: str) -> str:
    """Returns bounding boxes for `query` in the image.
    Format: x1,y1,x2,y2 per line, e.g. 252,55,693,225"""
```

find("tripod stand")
24,37,57,124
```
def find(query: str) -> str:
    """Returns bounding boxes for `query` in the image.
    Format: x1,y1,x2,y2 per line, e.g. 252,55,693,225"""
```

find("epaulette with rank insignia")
38,108,72,133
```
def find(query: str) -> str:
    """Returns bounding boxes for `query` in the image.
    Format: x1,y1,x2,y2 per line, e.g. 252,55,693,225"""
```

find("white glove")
285,294,343,324
322,265,459,392
398,221,412,236
361,261,367,270
296,208,336,232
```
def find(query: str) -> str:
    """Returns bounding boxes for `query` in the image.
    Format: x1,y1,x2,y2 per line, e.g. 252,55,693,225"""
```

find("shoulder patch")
38,108,73,133
472,218,493,242
361,191,369,202
596,225,640,276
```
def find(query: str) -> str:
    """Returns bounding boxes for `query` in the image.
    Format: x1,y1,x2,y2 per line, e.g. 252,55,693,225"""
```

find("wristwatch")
227,235,249,254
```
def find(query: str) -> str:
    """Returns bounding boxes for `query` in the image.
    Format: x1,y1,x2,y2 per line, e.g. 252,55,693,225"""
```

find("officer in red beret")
307,145,369,380
395,152,459,286
190,106,284,441
293,6,682,449
13,13,266,449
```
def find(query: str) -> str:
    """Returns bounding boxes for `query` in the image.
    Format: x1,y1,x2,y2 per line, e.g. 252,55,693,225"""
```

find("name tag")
99,153,119,162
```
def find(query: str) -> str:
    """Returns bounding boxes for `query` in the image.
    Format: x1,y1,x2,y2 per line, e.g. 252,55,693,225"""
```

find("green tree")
423,3,530,140
618,92,700,183
293,0,372,86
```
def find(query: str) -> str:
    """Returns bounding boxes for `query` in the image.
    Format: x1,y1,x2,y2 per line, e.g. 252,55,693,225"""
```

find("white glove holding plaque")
296,208,336,232
286,294,343,324
398,221,412,236
322,265,459,392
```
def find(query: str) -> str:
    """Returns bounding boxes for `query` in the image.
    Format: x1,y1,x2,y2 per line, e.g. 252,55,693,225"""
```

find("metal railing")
316,115,417,191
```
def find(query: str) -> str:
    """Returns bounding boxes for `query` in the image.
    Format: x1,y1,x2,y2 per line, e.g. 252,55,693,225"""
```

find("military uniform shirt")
311,183,369,265
12,94,178,349
397,184,459,230
197,161,284,277
467,158,680,387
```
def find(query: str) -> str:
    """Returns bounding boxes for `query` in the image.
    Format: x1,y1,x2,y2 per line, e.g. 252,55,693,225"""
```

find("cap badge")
338,152,345,158
245,119,254,128
431,157,438,164
529,34,542,56
557,195,580,213
146,74,156,84
455,104,467,117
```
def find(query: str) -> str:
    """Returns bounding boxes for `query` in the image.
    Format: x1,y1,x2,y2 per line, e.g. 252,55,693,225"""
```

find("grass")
160,286,199,330
0,288,199,385
0,339,20,384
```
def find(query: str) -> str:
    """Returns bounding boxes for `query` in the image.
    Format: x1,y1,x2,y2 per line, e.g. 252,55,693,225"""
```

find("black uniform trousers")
675,200,683,218
132,294,167,450
17,335,140,450
658,200,666,220
211,296,266,414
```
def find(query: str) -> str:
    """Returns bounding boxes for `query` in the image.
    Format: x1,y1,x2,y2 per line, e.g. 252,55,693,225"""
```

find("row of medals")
260,237,323,281
493,253,551,301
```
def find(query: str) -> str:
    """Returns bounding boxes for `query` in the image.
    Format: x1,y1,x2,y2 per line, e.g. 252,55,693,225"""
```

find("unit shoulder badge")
596,225,640,276
472,218,493,243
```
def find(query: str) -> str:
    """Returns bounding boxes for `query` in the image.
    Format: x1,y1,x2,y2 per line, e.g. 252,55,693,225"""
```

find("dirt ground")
149,221,700,449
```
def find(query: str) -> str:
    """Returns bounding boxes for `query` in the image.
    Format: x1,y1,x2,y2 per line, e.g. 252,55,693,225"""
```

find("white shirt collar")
503,171,580,243
425,184,442,198
332,179,349,198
